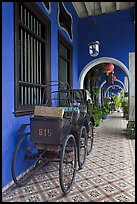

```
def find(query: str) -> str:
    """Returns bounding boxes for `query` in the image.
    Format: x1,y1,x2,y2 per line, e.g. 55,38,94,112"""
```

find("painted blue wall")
78,8,135,82
2,2,79,188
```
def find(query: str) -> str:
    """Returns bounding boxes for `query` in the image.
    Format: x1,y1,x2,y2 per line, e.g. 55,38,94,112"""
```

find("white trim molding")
99,79,125,90
79,57,131,89
42,2,51,14
57,2,73,42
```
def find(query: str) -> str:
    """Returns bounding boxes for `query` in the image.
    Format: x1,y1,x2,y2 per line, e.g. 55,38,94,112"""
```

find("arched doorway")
78,57,134,121
79,57,131,89
99,79,125,101
100,79,125,90
106,85,124,95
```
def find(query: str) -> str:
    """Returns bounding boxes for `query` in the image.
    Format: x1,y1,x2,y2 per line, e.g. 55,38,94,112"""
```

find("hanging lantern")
103,63,114,75
88,41,100,57
106,63,114,72
113,75,116,81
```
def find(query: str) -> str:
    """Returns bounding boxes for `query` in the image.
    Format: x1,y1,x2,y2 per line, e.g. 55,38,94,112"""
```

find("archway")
99,79,125,100
79,57,131,89
78,57,134,121
100,82,124,99
99,79,125,90
106,85,124,95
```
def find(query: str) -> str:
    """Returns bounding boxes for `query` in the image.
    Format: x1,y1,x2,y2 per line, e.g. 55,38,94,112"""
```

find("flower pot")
102,115,107,120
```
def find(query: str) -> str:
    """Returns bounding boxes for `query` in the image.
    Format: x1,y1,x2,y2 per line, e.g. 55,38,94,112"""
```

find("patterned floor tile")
112,193,134,202
24,193,45,202
102,184,118,194
87,188,104,200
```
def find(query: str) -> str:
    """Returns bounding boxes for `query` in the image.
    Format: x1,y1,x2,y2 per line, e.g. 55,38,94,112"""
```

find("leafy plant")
112,93,121,108
127,123,135,139
92,86,100,96
89,104,102,126
112,91,126,108
111,91,128,116
122,99,128,111
101,105,109,116
122,99,128,118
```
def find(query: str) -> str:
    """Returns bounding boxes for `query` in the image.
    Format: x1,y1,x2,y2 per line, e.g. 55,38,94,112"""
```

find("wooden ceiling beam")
100,2,106,14
84,2,92,16
116,2,120,11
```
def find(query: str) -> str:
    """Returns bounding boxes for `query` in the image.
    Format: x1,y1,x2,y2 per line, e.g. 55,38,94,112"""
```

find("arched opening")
106,85,124,93
99,79,125,104
100,79,125,90
106,85,124,99
79,57,131,89
78,57,132,121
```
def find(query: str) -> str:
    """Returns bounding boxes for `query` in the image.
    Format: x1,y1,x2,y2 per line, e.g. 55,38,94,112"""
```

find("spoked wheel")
78,126,87,170
87,122,94,155
12,133,46,187
59,134,77,195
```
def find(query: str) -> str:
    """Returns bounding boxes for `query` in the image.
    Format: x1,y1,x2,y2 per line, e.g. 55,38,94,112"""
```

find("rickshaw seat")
34,106,64,118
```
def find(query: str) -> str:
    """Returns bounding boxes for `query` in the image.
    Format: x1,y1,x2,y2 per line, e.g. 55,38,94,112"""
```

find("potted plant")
89,104,102,127
101,99,111,120
122,99,128,119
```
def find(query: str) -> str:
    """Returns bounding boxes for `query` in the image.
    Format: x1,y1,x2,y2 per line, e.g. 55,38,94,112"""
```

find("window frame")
14,2,51,117
58,31,73,88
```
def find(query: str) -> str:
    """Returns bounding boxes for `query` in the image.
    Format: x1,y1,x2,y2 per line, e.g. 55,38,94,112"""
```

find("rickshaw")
12,81,94,194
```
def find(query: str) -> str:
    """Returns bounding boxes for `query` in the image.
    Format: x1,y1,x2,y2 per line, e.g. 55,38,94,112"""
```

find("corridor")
2,112,135,202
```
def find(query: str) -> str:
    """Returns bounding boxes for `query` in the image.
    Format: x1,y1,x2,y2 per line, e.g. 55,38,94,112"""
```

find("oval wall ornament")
57,2,73,41
42,2,51,14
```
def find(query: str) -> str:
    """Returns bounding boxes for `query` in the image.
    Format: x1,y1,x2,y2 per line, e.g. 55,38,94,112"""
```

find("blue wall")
78,8,135,81
2,2,79,188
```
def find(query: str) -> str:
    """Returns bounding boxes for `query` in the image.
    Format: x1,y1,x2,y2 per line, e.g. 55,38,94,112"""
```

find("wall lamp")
88,41,100,57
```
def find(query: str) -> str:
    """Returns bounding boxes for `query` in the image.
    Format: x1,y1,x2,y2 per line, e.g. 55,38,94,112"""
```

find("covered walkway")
2,112,135,202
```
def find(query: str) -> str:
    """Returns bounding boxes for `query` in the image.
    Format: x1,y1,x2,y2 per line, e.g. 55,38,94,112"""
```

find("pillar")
128,52,135,122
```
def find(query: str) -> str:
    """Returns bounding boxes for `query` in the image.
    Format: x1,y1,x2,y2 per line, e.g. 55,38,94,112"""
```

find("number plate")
30,117,65,144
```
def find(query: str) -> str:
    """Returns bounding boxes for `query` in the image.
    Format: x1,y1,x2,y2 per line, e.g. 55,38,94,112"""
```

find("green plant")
111,91,129,116
122,100,128,119
92,86,100,96
101,105,109,116
101,99,111,117
127,122,135,139
112,93,121,108
112,91,126,109
89,104,102,126
122,99,128,112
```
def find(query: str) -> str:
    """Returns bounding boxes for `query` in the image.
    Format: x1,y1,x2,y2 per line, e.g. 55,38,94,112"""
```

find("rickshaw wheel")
59,134,77,195
87,121,94,155
78,125,87,169
12,133,44,187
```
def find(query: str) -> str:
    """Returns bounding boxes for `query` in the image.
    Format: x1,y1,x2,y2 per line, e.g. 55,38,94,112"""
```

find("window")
14,2,51,116
58,32,72,87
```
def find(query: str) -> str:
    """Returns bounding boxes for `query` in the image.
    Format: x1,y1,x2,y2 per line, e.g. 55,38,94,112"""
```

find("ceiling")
72,2,135,18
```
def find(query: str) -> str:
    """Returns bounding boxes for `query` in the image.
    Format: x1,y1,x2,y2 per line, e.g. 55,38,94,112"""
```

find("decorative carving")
58,2,73,41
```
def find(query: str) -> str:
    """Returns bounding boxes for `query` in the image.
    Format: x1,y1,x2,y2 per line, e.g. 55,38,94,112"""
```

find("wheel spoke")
12,133,45,187
78,126,87,169
59,134,77,194
87,122,94,155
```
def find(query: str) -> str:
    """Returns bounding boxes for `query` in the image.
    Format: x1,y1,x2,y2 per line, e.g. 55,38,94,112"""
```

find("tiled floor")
2,112,135,202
